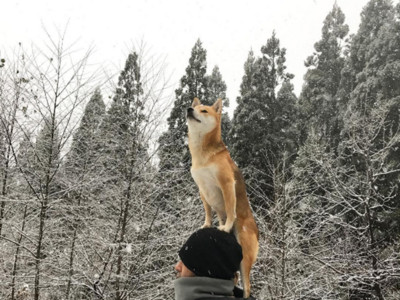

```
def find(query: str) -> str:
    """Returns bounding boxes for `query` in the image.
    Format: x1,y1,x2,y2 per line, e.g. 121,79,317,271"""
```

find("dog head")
187,98,222,135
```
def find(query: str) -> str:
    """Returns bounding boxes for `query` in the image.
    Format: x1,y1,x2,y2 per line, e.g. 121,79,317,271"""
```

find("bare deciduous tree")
1,28,96,300
290,102,400,299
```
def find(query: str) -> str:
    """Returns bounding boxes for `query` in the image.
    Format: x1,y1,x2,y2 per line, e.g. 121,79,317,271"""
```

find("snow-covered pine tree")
275,81,298,162
157,39,209,205
207,65,232,147
229,50,256,171
290,101,400,299
63,88,106,298
99,52,146,182
342,0,400,256
299,3,349,148
380,2,400,241
230,32,295,207
96,51,148,299
207,65,228,103
31,115,62,300
33,116,61,195
65,88,105,176
342,0,394,113
288,2,400,298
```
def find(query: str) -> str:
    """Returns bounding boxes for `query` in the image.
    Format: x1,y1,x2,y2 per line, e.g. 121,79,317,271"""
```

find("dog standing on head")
187,97,259,298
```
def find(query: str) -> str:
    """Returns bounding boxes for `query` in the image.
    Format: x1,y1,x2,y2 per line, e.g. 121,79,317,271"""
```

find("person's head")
175,227,243,280
174,260,195,278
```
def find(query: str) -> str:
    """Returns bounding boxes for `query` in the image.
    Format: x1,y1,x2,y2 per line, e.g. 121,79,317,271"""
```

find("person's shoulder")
197,286,257,299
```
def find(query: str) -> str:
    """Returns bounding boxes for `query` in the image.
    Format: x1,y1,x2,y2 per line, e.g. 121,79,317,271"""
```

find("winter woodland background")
1,0,400,299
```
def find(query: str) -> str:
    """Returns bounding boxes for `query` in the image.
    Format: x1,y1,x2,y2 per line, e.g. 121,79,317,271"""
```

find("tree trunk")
0,90,19,236
34,102,57,300
115,184,131,300
10,204,28,300
66,195,81,299
365,162,384,300
34,198,47,300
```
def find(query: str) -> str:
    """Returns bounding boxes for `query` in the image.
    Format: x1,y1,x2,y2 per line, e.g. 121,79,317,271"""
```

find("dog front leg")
218,181,236,233
216,212,226,227
200,192,212,228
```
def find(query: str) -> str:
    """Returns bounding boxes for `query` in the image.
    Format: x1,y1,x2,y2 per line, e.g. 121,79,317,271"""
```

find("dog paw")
201,223,212,229
218,224,232,233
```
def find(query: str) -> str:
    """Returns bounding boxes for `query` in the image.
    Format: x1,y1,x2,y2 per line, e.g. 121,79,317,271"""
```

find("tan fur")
187,98,259,298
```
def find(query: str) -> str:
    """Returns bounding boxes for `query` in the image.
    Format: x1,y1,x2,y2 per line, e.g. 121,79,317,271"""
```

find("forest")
1,0,400,299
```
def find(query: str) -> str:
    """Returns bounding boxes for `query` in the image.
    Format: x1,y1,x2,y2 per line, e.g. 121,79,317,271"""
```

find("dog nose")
187,107,194,113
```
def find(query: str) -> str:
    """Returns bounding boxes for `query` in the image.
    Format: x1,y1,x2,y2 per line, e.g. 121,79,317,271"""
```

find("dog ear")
192,97,201,108
212,98,223,114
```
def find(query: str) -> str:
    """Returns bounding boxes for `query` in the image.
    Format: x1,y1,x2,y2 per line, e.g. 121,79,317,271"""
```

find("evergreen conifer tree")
275,81,298,159
230,32,295,205
63,88,106,299
99,52,146,183
230,50,257,165
341,0,394,113
207,65,231,147
299,3,349,147
96,51,149,299
290,101,400,299
66,88,105,176
342,0,400,241
33,117,61,195
157,39,209,204
158,39,208,171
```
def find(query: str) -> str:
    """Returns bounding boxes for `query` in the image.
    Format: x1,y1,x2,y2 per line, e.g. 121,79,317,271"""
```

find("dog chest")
191,165,224,210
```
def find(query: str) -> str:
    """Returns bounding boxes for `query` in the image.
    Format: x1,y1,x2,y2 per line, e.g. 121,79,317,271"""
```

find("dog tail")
235,219,259,298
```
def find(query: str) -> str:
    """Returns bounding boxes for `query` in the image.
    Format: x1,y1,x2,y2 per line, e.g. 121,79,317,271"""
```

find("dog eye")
201,110,208,113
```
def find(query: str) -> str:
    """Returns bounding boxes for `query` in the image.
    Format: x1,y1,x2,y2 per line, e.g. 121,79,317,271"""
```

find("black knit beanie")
178,227,243,280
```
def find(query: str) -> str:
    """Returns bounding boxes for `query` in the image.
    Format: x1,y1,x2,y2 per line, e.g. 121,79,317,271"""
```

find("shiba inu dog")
187,97,259,298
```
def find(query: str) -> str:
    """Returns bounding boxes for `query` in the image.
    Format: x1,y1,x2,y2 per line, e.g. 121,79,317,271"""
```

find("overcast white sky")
0,0,385,115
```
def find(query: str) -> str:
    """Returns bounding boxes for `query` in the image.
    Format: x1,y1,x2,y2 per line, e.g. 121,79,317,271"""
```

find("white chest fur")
191,165,225,213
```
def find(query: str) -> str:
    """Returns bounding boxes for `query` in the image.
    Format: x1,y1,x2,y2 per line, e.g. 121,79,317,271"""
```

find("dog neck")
188,126,225,167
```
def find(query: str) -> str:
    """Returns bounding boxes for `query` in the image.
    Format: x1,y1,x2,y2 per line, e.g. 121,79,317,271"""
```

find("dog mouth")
187,110,201,123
